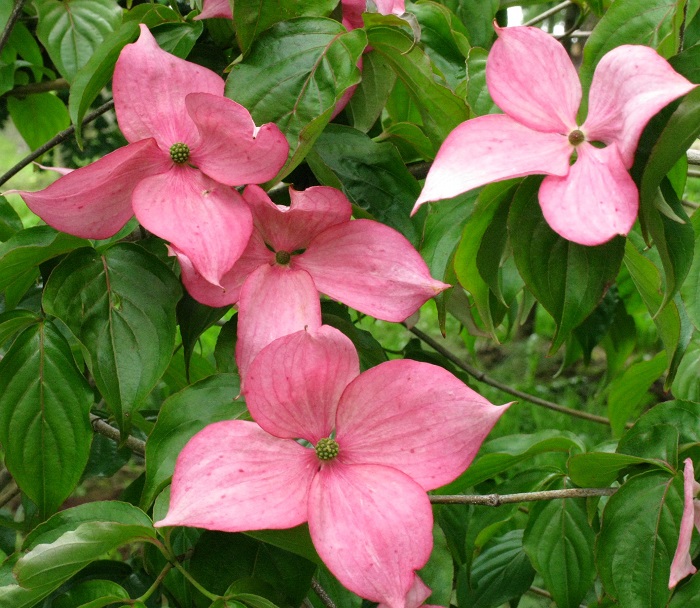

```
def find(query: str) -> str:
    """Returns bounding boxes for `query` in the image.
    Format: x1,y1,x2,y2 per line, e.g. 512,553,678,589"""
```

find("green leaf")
43,244,181,434
7,93,69,152
465,47,496,116
419,523,453,606
152,21,204,58
52,579,130,608
34,0,122,82
596,470,683,608
441,0,499,48
176,293,229,376
233,0,337,55
523,485,596,608
69,21,140,146
681,204,700,330
0,555,59,608
366,23,469,148
458,529,535,608
0,226,88,293
321,311,388,371
141,373,246,508
307,124,421,244
607,352,668,436
0,321,93,518
579,0,684,96
0,310,40,349
226,18,366,181
670,571,700,606
0,196,22,242
601,297,637,380
569,452,672,487
435,430,584,494
672,341,700,400
346,51,396,132
378,122,434,161
245,525,321,566
509,177,625,353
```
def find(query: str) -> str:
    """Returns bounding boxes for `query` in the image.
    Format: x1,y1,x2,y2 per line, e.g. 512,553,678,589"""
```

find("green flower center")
315,437,339,461
275,250,292,265
169,142,190,164
568,129,585,146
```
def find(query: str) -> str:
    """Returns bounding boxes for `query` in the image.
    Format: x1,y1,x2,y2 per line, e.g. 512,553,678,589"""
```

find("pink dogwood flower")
194,0,232,20
413,25,696,246
19,25,288,284
174,184,449,381
155,325,510,608
669,458,700,588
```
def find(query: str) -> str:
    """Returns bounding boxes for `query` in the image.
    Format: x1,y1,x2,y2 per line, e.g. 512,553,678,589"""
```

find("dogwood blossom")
174,184,448,381
156,325,510,608
194,0,232,20
20,25,288,284
413,25,696,246
669,458,700,588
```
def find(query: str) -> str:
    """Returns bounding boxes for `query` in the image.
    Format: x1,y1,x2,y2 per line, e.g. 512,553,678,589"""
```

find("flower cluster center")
276,250,292,265
568,129,585,146
169,142,191,164
315,437,339,461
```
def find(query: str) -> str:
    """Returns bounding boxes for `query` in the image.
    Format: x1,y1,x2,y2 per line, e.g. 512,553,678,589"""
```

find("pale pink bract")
413,25,696,246
194,0,232,20
669,458,700,588
156,325,511,608
174,184,449,382
20,25,288,285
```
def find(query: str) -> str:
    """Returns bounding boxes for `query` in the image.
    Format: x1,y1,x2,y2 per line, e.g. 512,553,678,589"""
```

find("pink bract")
413,24,696,246
669,458,700,588
194,0,232,20
20,25,288,285
174,184,449,382
156,325,511,608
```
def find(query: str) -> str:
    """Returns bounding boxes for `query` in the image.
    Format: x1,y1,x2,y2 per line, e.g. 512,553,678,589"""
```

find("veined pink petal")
175,231,272,307
243,185,352,252
194,0,232,19
155,420,317,531
309,463,434,608
132,166,253,285
413,114,572,212
341,0,366,31
244,326,359,443
295,219,449,321
582,45,696,168
670,458,698,588
378,576,432,608
487,25,580,133
113,24,224,149
187,93,289,186
375,0,406,15
20,139,168,239
235,264,322,385
336,359,510,490
539,142,637,246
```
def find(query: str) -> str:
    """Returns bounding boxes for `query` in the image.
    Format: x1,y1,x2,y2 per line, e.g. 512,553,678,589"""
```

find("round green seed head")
169,142,190,164
315,437,339,461
568,129,585,146
276,250,292,265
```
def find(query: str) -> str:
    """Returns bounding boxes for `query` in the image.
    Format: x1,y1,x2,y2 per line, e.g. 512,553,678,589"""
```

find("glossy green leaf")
152,21,204,58
378,122,434,161
52,579,130,608
226,18,366,181
523,485,596,608
0,197,22,242
69,21,140,146
176,293,229,375
366,23,469,147
245,525,322,566
43,244,181,433
681,205,700,330
233,0,336,55
569,452,672,487
669,570,700,606
321,311,388,371
607,352,668,436
34,0,122,82
419,523,453,606
0,310,39,349
596,470,683,607
441,0,499,47
672,342,700,400
8,93,69,152
435,430,584,494
214,316,238,374
0,226,88,292
0,321,92,518
347,51,396,132
458,529,535,608
601,297,637,380
0,555,59,608
308,124,421,244
573,286,619,364
141,373,246,508
465,47,496,116
509,178,625,353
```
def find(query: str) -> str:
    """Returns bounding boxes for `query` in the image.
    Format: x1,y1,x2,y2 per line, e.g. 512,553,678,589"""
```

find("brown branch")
1,78,70,98
0,99,115,188
311,578,337,608
523,1,573,26
90,413,146,457
406,325,614,426
0,0,29,57
430,487,616,506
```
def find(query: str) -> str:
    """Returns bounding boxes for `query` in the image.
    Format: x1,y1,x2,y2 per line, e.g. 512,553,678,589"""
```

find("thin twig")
1,78,70,98
528,585,587,608
311,578,337,608
523,1,573,27
689,150,700,166
90,413,146,457
684,199,699,210
406,325,614,426
430,487,616,506
0,99,115,188
0,0,29,57
0,485,20,509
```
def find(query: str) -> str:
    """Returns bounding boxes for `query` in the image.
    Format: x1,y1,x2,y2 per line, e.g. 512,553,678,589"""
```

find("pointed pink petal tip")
670,458,699,588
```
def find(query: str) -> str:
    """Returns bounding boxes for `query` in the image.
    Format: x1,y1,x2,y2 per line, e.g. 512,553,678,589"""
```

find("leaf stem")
311,578,337,608
430,487,616,506
0,0,28,57
1,79,70,98
90,413,146,456
136,562,174,603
